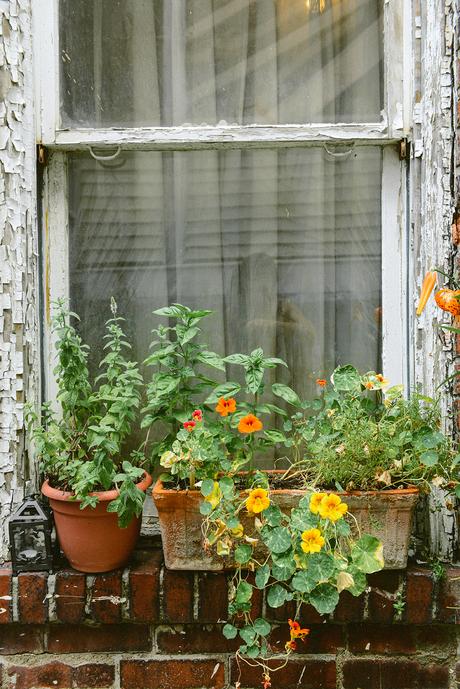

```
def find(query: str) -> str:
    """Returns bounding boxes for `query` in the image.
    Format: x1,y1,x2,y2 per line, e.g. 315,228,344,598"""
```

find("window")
35,0,409,401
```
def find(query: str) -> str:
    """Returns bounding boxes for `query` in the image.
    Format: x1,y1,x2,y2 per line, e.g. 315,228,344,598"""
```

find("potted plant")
26,300,152,573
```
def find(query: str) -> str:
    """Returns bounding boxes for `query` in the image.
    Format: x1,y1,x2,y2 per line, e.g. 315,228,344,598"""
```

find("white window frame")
33,0,413,401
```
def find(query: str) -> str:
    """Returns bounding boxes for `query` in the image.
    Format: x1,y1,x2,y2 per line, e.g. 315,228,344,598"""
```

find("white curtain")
66,0,383,404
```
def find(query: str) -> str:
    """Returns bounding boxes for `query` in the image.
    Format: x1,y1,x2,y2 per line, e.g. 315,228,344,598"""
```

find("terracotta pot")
152,470,419,571
42,471,152,573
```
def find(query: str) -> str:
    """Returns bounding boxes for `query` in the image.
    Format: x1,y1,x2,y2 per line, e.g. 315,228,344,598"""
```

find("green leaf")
346,568,368,597
267,584,288,608
420,450,439,467
290,507,318,531
263,504,283,527
236,581,253,604
223,353,249,365
306,552,336,582
199,501,213,515
195,350,226,371
201,479,215,497
455,484,460,499
335,520,351,537
245,644,260,658
351,535,385,574
255,564,271,589
309,583,340,614
219,476,234,499
271,552,296,581
222,623,238,639
291,570,316,594
205,382,241,404
264,430,287,444
253,618,271,636
239,626,257,645
262,526,292,554
271,383,302,407
332,365,361,392
180,326,200,345
263,357,288,368
235,544,253,564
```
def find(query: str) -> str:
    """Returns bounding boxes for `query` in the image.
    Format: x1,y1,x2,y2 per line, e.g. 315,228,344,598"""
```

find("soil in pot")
42,471,153,573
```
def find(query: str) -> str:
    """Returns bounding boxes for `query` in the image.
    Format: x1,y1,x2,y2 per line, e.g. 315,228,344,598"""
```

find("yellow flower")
309,492,327,514
300,528,325,554
318,494,348,522
246,488,270,514
375,374,390,387
205,481,222,510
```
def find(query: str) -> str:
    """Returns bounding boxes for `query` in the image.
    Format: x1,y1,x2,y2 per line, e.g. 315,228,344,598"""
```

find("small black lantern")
9,498,53,573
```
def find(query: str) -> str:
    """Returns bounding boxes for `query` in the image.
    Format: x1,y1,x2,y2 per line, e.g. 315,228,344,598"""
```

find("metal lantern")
8,497,53,573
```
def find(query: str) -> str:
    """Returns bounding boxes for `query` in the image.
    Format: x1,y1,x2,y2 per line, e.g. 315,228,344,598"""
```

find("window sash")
33,0,411,146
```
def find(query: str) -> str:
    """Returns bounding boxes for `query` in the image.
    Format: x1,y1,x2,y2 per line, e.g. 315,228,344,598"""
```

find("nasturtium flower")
238,414,263,434
246,488,270,513
318,494,348,522
375,374,389,387
364,381,374,390
192,409,203,421
309,492,327,514
300,528,325,554
316,378,327,387
215,397,237,417
183,420,196,432
288,619,310,640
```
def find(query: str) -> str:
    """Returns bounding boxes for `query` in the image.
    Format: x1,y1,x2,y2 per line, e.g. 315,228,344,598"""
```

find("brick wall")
0,550,459,689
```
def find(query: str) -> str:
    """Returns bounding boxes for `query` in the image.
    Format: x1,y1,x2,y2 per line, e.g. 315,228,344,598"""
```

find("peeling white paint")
0,0,38,561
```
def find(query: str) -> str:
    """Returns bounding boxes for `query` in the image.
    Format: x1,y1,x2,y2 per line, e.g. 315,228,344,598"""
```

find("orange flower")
262,673,271,689
288,619,310,640
300,528,325,554
364,381,374,390
192,409,203,421
246,488,270,513
316,378,327,387
238,414,263,434
215,397,237,417
309,492,327,514
285,639,297,651
318,494,348,522
183,420,196,432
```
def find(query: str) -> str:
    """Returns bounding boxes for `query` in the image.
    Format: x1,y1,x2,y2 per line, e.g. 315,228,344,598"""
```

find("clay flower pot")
152,470,418,571
42,471,152,573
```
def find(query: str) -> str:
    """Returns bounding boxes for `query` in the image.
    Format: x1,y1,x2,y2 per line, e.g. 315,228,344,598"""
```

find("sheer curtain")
66,1,383,403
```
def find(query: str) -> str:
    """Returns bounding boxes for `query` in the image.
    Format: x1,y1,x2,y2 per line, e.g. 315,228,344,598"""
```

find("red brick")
90,571,122,624
0,568,12,623
416,665,450,689
368,589,395,623
436,567,460,623
55,570,86,624
405,568,434,623
367,570,401,593
231,658,336,689
0,625,44,654
348,624,416,655
269,623,345,655
72,663,115,688
7,661,72,689
343,659,418,689
416,625,456,651
268,600,323,624
157,625,239,654
129,551,162,622
163,570,194,623
47,624,151,653
18,573,48,623
197,573,228,622
333,591,365,622
120,659,225,689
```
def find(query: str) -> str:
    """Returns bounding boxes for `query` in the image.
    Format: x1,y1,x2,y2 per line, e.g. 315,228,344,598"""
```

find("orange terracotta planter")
42,471,152,573
152,470,419,571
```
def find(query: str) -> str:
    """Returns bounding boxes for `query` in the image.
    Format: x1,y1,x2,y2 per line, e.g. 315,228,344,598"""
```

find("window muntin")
59,0,383,129
68,146,382,398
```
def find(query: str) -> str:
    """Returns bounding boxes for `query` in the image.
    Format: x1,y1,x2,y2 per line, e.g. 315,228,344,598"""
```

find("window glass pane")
68,146,382,402
60,0,383,128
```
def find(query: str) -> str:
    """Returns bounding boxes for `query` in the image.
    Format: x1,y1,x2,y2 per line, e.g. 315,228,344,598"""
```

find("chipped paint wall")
0,0,38,561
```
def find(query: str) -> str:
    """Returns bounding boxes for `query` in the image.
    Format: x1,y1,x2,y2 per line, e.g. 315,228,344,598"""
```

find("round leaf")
253,618,271,636
255,564,271,589
222,623,238,639
309,583,340,614
262,526,292,554
331,365,361,392
235,544,253,564
351,535,385,573
267,584,288,608
201,479,215,497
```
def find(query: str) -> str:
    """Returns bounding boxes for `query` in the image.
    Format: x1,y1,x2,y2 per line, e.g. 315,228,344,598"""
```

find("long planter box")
152,473,419,571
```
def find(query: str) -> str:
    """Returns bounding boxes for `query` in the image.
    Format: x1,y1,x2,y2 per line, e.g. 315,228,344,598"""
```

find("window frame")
33,0,412,402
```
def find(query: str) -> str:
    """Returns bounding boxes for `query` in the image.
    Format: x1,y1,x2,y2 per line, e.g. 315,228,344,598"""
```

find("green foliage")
26,299,145,527
142,304,224,460
291,366,459,491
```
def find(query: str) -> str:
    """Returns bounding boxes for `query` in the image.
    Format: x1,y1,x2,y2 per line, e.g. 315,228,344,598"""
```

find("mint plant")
26,299,146,527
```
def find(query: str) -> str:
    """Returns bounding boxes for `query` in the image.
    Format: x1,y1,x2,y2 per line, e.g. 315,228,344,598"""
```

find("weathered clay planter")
153,471,418,571
42,471,152,573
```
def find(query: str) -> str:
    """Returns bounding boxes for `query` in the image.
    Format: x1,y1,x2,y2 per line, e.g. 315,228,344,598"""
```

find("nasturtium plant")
201,476,384,685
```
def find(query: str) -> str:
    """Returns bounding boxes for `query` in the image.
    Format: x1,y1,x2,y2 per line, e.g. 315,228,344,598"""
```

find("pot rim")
152,469,419,498
42,470,153,503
